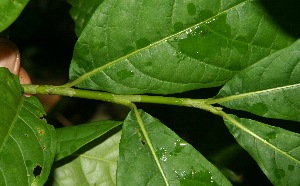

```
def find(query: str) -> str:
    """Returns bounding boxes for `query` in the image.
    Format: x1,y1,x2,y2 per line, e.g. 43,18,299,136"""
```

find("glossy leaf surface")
69,0,295,94
0,68,56,185
223,114,300,186
0,0,29,32
214,39,300,122
52,131,121,186
117,110,231,185
55,120,122,161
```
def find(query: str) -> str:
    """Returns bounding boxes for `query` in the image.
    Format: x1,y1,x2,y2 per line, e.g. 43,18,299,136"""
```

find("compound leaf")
68,0,295,94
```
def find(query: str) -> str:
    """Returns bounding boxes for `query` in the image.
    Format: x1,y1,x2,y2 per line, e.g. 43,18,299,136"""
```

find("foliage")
1,0,300,185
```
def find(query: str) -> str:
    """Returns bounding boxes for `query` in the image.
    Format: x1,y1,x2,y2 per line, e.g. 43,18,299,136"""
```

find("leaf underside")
69,0,295,94
52,131,121,186
55,120,122,161
0,68,56,186
117,110,232,186
224,114,300,186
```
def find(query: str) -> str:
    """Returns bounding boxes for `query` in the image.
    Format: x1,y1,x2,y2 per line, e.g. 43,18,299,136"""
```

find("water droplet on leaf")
170,139,187,156
156,147,168,162
179,169,218,185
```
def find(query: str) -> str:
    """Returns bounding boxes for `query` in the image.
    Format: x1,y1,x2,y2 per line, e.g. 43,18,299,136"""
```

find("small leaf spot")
135,38,150,49
33,165,42,177
174,22,184,32
187,3,196,16
37,128,44,135
274,168,285,179
288,165,295,171
251,103,268,115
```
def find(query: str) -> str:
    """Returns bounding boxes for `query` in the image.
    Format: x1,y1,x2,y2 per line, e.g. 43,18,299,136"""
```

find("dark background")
3,0,300,185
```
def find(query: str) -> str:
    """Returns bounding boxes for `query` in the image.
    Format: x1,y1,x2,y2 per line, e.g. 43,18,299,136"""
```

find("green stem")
22,84,215,111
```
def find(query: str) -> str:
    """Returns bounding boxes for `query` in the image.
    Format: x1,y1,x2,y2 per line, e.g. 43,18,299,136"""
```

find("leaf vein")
66,0,251,87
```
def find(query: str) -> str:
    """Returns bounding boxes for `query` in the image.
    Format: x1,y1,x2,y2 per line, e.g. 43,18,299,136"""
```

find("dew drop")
156,147,168,162
170,139,187,156
179,169,218,185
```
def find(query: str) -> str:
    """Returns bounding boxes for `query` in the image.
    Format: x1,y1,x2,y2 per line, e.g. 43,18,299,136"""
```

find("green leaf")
117,109,231,185
0,0,29,32
223,114,300,186
68,0,295,94
55,120,122,161
68,0,104,37
212,39,300,122
0,68,56,185
52,130,121,186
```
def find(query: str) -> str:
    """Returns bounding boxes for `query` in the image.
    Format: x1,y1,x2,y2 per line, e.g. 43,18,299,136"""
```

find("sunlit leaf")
68,0,295,94
117,110,231,185
223,114,300,185
55,120,122,161
0,0,29,32
0,68,56,185
213,39,300,122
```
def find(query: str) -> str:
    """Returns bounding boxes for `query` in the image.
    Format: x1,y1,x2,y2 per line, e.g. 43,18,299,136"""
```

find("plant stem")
22,84,219,112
